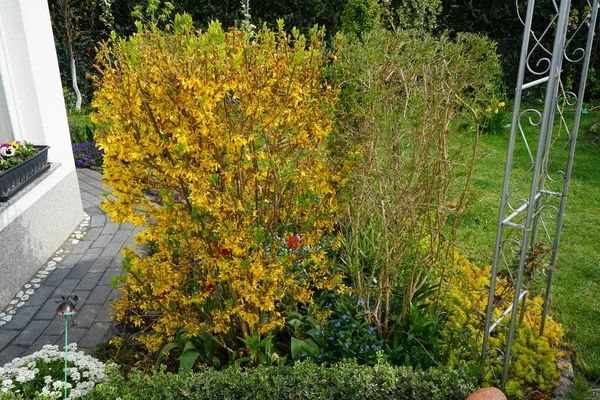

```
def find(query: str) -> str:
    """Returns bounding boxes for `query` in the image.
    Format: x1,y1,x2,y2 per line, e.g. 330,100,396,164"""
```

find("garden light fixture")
55,295,78,400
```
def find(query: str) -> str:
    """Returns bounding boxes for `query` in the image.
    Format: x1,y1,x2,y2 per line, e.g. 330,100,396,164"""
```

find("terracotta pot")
466,387,508,400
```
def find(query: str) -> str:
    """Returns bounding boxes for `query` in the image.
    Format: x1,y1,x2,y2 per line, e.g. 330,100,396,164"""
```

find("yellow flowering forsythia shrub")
91,16,345,353
440,252,563,399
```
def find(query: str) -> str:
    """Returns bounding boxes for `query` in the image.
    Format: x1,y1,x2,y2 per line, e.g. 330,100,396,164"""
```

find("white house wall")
0,1,84,309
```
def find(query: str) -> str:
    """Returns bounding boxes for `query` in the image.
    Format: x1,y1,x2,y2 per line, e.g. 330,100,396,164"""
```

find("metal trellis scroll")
481,0,599,388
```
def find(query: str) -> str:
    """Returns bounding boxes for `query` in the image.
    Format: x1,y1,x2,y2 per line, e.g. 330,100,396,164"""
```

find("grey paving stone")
26,285,56,306
79,247,103,263
66,262,92,279
86,286,113,305
2,306,41,330
100,242,124,258
43,317,69,336
99,268,121,287
96,302,115,322
101,223,119,235
0,345,26,365
84,206,105,216
78,322,111,350
123,232,140,248
120,222,136,231
70,290,91,307
71,240,92,254
13,320,51,347
81,199,95,210
108,289,122,301
84,227,103,242
27,334,60,354
0,330,20,350
44,268,70,285
77,181,97,194
89,257,112,273
60,253,83,268
52,279,80,298
74,305,101,329
109,230,131,246
91,234,112,248
81,191,101,206
110,254,124,267
38,300,60,320
75,272,103,291
57,327,87,347
90,215,106,228
81,174,105,192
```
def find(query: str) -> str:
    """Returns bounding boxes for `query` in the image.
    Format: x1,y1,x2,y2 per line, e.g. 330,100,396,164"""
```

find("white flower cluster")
0,343,109,399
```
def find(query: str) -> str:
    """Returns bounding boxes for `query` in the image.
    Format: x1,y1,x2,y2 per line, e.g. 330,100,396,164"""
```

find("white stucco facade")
0,1,84,308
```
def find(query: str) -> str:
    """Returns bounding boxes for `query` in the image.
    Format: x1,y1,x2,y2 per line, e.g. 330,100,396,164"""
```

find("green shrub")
85,360,476,400
335,27,501,340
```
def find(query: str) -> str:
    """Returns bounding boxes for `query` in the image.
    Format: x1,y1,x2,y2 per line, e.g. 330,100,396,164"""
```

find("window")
0,19,20,144
0,74,12,143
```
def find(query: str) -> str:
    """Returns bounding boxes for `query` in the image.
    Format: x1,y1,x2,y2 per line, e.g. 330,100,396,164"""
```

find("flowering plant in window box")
0,141,50,201
0,141,37,171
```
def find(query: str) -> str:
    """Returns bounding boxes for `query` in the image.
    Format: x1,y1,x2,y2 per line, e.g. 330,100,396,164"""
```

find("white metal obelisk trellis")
481,0,599,388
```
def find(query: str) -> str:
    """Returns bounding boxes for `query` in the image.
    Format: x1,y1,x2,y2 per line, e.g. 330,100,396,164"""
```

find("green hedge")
85,360,476,400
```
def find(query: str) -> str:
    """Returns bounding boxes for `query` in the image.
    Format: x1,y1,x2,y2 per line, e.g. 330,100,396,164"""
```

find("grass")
457,109,600,381
67,109,95,144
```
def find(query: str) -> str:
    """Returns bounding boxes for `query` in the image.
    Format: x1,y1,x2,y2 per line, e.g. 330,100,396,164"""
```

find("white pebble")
9,300,18,305
72,239,80,244
1,315,11,322
47,261,57,267
31,278,42,283
33,284,40,289
16,291,23,298
24,284,31,289
25,289,34,295
17,301,25,307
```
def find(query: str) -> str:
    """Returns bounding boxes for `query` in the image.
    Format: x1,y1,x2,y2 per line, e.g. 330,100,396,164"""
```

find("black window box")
0,145,51,202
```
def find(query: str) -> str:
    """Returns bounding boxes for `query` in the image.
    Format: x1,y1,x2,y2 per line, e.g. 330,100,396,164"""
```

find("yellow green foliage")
91,15,345,353
440,251,563,399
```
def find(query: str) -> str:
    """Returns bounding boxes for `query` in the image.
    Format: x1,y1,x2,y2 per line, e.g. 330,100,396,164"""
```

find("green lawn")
457,111,600,380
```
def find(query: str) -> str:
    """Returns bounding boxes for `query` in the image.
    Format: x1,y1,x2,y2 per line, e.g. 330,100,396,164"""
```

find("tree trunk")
69,49,82,110
60,0,82,110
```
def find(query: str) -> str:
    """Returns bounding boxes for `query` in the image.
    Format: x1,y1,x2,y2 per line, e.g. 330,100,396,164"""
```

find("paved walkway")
0,169,141,365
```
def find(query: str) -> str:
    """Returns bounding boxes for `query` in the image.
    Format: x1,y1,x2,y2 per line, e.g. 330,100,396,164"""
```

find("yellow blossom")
92,18,346,356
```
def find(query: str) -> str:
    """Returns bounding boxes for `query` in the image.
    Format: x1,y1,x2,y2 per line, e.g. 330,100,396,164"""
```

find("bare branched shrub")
336,29,501,337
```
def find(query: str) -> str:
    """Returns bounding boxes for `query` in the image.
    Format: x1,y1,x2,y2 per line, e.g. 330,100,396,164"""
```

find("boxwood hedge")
84,360,476,400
